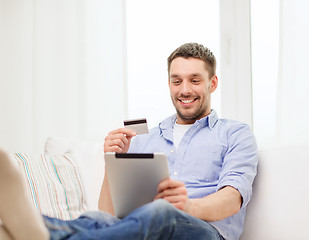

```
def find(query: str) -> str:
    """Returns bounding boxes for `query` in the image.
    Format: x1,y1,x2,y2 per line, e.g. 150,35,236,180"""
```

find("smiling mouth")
179,98,198,104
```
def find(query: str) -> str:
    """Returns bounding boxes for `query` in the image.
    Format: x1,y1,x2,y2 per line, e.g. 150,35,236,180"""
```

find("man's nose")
180,81,192,95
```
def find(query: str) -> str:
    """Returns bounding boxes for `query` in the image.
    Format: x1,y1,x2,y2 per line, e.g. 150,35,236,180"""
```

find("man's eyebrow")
170,73,202,78
170,74,180,78
170,73,203,80
191,73,202,77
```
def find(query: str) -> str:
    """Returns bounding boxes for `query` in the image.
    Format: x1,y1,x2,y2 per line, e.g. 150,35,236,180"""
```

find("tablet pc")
105,152,169,218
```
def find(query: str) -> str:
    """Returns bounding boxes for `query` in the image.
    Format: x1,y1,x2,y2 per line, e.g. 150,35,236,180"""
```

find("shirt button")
173,171,178,176
171,150,174,153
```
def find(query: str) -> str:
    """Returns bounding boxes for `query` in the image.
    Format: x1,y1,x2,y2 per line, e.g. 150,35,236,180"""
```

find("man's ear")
210,75,218,93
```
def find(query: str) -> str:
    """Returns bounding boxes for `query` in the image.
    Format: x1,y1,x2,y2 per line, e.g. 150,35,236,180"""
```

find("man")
0,43,257,240
101,43,258,240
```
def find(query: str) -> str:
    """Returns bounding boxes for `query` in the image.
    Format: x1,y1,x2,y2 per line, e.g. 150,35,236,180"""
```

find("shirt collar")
159,109,219,133
195,109,218,130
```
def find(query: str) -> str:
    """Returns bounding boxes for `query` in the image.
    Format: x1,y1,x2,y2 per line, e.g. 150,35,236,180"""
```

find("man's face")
169,57,217,124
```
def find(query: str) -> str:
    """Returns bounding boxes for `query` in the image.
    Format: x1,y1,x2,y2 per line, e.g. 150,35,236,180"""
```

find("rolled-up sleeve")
216,123,258,207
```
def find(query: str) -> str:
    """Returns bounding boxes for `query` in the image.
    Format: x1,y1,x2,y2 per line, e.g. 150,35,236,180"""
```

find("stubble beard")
172,96,209,123
176,105,208,123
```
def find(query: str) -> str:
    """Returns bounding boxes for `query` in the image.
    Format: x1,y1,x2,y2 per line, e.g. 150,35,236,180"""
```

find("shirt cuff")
216,176,252,208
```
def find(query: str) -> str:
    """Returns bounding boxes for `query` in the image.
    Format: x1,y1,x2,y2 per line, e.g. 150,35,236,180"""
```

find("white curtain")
0,0,127,153
251,0,309,148
276,0,309,145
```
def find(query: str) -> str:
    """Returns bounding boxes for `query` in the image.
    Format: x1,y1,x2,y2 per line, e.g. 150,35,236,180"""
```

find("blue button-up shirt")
128,110,258,240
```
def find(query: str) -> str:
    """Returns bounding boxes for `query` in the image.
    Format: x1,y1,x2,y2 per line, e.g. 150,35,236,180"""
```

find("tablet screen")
105,152,169,218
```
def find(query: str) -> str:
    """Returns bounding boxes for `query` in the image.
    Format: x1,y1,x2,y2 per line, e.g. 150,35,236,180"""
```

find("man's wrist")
188,199,197,218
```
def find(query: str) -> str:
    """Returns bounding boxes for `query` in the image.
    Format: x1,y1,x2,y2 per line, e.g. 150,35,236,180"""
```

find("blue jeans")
44,199,224,240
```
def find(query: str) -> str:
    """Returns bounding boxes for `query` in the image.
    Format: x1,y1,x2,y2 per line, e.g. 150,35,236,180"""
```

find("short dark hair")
167,43,216,78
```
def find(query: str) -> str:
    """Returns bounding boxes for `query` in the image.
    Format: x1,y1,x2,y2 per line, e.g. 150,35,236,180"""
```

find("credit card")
124,118,149,135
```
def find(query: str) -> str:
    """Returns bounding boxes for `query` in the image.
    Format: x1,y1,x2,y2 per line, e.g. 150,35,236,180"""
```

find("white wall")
220,0,253,127
0,0,36,153
84,0,127,140
0,0,127,153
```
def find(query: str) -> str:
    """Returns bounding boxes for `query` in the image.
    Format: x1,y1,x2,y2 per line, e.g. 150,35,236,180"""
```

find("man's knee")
0,148,8,162
135,199,180,221
0,149,18,174
147,199,176,213
80,211,120,226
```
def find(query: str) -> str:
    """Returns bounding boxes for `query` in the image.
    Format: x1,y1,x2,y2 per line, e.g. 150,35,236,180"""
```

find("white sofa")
8,137,309,239
241,145,309,239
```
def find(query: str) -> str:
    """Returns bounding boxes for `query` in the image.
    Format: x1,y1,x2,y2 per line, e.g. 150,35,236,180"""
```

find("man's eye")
172,80,181,85
192,79,200,83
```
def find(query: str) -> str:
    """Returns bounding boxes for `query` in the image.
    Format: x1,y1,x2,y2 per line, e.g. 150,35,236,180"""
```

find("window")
251,0,279,147
126,0,221,128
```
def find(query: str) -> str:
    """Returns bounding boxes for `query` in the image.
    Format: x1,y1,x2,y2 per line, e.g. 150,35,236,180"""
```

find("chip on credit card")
124,118,149,135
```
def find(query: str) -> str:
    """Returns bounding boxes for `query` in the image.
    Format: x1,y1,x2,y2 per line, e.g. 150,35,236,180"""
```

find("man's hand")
154,178,193,215
100,128,136,213
104,128,136,153
154,179,242,222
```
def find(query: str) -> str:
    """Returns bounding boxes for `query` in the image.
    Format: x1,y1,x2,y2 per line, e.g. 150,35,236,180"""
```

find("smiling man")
101,43,259,240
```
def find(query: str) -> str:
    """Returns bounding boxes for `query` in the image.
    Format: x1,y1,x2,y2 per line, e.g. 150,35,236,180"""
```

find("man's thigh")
44,200,224,240
44,211,119,240
125,199,224,240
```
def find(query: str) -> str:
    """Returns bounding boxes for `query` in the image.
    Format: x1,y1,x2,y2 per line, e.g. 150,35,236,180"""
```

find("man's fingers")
155,186,187,199
108,128,137,137
107,134,129,146
106,145,123,153
157,178,185,193
104,128,137,153
104,137,126,153
110,139,125,150
154,194,188,212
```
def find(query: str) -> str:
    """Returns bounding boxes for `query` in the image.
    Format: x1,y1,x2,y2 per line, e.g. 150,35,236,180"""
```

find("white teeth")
181,99,194,103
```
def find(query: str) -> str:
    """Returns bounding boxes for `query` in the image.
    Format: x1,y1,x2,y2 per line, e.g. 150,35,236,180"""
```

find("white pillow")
10,152,87,220
44,136,105,211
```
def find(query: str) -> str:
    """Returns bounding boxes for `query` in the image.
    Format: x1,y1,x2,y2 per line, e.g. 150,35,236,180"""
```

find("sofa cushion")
44,136,105,211
10,152,87,220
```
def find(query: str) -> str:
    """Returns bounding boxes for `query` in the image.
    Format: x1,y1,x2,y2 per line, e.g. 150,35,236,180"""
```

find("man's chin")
177,111,199,123
176,108,208,123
